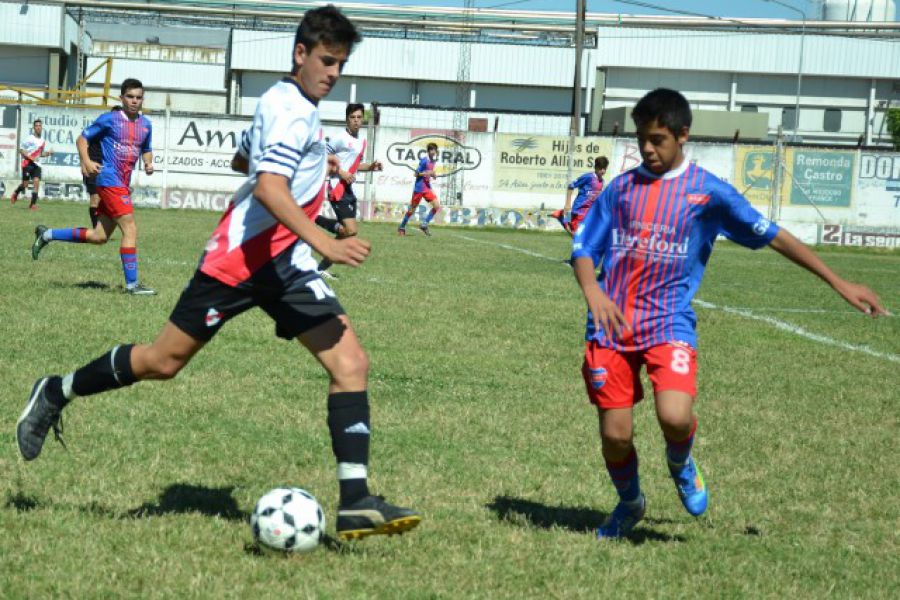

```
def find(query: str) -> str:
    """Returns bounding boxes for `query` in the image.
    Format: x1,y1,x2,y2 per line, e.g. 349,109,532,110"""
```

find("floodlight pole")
764,0,806,141
566,0,586,198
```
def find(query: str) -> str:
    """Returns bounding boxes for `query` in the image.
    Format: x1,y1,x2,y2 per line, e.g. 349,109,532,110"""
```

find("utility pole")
566,0,586,201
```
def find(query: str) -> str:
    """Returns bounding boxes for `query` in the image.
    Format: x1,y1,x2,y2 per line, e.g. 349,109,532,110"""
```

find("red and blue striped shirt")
572,161,779,351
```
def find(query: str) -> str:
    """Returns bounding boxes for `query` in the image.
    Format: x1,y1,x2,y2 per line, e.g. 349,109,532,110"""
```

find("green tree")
888,108,900,150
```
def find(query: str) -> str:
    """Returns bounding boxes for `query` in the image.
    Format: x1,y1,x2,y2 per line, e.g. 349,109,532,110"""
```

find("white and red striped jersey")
20,134,48,167
326,128,366,201
199,78,328,288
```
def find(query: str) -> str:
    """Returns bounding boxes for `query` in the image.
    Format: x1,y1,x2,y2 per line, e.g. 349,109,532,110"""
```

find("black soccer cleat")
16,377,66,461
32,225,49,260
336,495,422,540
125,283,156,295
419,224,432,237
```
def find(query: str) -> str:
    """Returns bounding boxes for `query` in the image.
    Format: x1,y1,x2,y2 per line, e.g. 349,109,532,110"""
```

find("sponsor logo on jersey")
752,217,771,236
686,193,710,205
590,367,608,389
611,228,690,260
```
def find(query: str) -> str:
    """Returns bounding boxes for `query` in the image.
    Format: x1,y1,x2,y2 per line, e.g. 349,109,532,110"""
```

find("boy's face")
295,42,349,101
346,109,364,134
427,147,438,161
636,119,688,175
120,87,144,117
33,122,42,136
595,166,606,178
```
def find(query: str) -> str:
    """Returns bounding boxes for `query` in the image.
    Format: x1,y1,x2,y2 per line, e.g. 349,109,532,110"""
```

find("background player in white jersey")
10,119,53,210
317,102,383,277
17,6,421,542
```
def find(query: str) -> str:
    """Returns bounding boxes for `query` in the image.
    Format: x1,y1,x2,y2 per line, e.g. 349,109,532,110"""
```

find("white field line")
453,233,565,263
693,299,899,364
451,233,898,364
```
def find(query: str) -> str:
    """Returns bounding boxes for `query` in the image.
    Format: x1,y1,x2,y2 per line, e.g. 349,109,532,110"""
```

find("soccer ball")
250,487,325,553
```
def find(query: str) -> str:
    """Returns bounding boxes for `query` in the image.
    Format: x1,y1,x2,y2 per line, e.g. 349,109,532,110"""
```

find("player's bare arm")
143,151,154,175
359,160,383,172
76,135,101,177
254,172,370,267
564,188,575,214
769,229,887,317
573,256,629,337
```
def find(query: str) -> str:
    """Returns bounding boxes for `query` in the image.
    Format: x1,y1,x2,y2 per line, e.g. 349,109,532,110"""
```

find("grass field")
1,201,898,599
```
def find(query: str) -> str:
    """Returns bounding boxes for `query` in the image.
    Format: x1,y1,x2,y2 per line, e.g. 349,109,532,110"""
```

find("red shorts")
410,190,437,206
97,186,134,218
582,341,697,409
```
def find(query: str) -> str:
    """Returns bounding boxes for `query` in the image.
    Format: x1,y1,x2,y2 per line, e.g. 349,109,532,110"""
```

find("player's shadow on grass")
124,483,247,521
486,495,685,544
50,280,112,291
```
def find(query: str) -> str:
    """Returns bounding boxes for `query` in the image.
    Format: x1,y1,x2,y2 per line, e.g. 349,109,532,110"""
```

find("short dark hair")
594,156,609,170
294,5,361,58
426,142,438,152
631,88,692,134
33,119,42,125
120,78,144,96
346,103,364,118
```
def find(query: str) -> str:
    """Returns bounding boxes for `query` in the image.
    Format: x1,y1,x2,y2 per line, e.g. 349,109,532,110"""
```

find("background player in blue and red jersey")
571,88,886,540
31,79,155,295
552,156,608,236
398,142,439,236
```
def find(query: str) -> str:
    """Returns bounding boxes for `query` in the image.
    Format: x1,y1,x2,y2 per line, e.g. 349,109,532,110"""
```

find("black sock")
89,206,99,228
318,258,333,271
30,192,37,206
327,391,371,506
14,184,25,195
69,344,138,398
315,215,339,233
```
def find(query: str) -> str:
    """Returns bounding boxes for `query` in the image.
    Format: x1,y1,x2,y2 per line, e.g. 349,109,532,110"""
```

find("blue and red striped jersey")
571,161,780,351
413,156,435,193
81,110,152,188
569,171,604,214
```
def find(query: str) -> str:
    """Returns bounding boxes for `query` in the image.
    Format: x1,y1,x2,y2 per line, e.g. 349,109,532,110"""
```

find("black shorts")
329,185,358,221
169,270,345,342
22,163,41,181
83,176,98,196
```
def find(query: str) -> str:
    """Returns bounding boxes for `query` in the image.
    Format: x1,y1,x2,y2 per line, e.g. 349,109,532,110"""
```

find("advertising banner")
785,148,855,208
493,134,613,194
734,146,776,207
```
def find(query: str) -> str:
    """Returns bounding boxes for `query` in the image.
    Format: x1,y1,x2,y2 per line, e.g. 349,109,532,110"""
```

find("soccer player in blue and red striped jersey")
552,156,608,236
31,79,155,295
398,142,439,236
572,88,886,539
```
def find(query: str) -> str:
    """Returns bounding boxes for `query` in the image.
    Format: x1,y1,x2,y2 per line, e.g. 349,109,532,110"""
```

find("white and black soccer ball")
250,487,325,553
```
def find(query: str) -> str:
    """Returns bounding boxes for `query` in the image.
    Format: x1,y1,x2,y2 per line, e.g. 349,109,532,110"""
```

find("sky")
337,0,898,20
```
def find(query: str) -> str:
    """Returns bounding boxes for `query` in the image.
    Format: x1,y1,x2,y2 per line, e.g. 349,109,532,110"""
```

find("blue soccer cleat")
596,494,646,540
668,456,708,516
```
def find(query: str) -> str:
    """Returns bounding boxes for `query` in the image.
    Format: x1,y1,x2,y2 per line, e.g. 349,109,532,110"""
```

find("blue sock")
399,211,412,228
49,228,88,242
423,209,436,226
665,418,697,467
605,448,641,503
120,247,138,287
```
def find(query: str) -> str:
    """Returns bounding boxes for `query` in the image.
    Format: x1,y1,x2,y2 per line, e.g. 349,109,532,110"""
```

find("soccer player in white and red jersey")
572,88,886,540
16,6,421,542
31,80,155,295
10,119,53,210
316,102,383,277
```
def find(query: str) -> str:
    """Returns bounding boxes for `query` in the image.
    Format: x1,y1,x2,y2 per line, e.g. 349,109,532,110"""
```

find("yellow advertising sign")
734,146,775,207
494,134,613,194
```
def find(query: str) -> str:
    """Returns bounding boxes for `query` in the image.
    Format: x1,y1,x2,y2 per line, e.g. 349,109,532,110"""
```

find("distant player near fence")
10,119,53,210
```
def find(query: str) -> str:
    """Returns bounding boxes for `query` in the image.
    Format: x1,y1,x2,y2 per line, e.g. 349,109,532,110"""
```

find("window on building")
782,107,798,130
823,108,842,132
740,105,758,112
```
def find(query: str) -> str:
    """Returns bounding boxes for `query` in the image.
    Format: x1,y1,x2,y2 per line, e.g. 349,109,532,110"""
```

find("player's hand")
327,155,340,176
586,288,630,338
82,159,101,177
323,236,371,267
833,280,889,317
372,160,383,171
340,170,355,185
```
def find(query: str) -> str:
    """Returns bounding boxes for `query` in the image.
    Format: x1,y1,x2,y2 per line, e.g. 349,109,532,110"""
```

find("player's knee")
600,426,633,452
153,355,188,380
330,347,369,385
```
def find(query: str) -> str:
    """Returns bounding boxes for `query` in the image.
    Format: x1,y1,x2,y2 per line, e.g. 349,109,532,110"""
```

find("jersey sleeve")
237,128,251,159
257,108,311,179
568,173,589,190
141,120,153,153
571,185,614,265
715,179,780,249
415,157,428,176
81,114,110,143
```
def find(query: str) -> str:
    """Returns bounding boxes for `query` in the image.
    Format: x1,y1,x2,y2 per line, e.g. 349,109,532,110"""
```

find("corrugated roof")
85,22,229,48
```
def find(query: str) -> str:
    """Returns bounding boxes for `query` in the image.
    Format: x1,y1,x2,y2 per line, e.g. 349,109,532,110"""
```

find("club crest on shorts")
205,307,223,327
590,367,608,389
